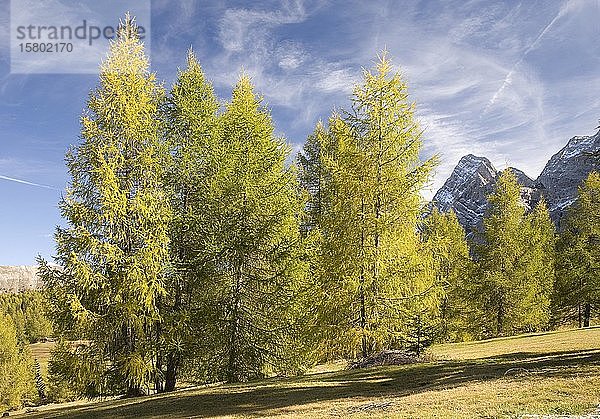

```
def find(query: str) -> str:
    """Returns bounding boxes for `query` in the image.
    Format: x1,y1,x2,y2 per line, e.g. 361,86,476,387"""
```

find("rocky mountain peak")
537,129,600,222
432,155,498,233
505,167,535,188
456,154,496,179
432,127,600,234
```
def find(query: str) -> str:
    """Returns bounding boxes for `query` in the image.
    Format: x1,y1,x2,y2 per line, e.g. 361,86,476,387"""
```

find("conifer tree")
159,49,220,392
298,122,329,234
422,208,471,341
206,76,307,382
475,170,554,337
0,292,52,343
554,172,600,327
39,16,170,396
0,316,36,410
297,124,330,361
475,169,524,336
520,199,555,328
306,53,437,358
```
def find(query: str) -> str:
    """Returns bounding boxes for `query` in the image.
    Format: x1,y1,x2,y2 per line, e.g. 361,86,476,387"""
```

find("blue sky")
0,0,599,265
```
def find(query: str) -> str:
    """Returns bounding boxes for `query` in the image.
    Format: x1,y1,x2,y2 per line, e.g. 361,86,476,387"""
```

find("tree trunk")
416,316,422,356
496,298,504,337
155,352,164,393
584,303,591,327
165,354,178,392
227,262,243,383
359,196,368,359
163,188,188,393
228,304,240,383
360,277,367,358
123,323,143,397
154,300,164,393
440,296,449,340
164,272,183,392
578,304,582,328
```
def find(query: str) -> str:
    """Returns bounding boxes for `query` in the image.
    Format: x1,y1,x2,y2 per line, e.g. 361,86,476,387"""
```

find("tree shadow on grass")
21,349,600,418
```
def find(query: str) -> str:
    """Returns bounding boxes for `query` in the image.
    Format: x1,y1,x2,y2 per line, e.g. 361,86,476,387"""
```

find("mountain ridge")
0,265,41,293
432,128,600,232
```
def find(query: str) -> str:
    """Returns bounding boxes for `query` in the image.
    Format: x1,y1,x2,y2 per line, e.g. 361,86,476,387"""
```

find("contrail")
0,174,59,191
484,0,573,113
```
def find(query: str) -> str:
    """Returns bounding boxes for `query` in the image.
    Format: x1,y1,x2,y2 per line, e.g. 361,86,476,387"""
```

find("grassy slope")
15,327,600,418
29,341,55,378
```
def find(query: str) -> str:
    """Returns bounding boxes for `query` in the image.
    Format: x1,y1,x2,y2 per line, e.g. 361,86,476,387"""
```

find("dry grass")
12,328,600,418
28,341,55,377
431,326,600,360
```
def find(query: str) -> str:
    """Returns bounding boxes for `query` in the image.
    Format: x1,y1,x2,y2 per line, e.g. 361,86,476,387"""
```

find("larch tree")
301,115,359,360
208,76,307,382
475,169,524,336
422,208,471,342
297,122,337,361
554,172,600,327
307,53,437,358
0,315,36,410
298,122,329,235
159,49,220,392
475,170,554,337
39,16,171,396
519,199,555,329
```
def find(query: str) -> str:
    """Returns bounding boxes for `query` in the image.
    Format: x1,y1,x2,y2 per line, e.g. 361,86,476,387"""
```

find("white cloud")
199,0,358,128
484,0,575,113
0,174,58,190
314,67,357,93
218,1,306,53
276,41,307,70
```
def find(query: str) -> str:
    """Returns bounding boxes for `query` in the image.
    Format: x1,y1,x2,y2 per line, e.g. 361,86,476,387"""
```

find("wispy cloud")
0,174,59,190
102,0,600,194
211,0,310,87
218,2,307,53
190,0,359,131
484,0,574,113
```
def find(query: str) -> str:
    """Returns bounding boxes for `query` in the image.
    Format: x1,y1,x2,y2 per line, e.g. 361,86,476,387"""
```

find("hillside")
13,327,600,418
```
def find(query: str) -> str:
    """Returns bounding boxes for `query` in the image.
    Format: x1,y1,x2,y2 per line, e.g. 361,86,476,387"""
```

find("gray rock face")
432,154,498,234
432,129,600,232
508,167,545,215
537,130,600,223
0,266,42,293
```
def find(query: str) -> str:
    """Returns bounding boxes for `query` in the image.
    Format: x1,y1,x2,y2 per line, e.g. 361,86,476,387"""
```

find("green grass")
13,328,600,418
